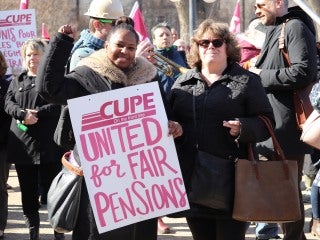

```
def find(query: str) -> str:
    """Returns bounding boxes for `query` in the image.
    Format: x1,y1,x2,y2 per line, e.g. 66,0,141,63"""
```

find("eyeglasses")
98,19,115,25
197,39,225,48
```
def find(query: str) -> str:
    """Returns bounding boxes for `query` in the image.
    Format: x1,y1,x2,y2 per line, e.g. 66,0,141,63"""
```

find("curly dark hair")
106,16,139,43
187,19,241,68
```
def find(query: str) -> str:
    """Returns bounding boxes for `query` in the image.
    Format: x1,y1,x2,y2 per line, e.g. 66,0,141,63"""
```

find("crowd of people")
1,0,320,239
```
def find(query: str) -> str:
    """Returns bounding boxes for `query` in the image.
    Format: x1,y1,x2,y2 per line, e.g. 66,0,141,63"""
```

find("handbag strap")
257,116,286,161
192,86,199,148
279,20,291,67
62,152,84,176
248,116,290,179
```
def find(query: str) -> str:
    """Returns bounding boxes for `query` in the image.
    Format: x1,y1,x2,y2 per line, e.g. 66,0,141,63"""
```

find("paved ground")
3,165,318,240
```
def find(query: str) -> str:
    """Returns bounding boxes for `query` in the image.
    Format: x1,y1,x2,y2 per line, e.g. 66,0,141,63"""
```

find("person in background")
169,19,274,240
36,19,183,240
173,38,187,52
0,51,12,239
151,22,188,233
237,17,266,68
151,22,187,95
68,0,124,71
173,38,189,67
310,150,320,238
67,0,152,72
4,39,65,240
171,27,179,43
250,1,318,239
308,80,320,238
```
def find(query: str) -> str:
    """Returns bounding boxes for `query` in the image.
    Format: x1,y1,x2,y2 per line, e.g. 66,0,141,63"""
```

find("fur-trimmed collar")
77,49,157,86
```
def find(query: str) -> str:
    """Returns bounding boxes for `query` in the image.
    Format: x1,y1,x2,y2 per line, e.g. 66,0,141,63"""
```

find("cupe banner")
0,9,37,75
68,82,189,233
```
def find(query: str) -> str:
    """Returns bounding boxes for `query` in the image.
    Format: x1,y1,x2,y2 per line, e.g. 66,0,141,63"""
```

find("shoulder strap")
279,19,291,66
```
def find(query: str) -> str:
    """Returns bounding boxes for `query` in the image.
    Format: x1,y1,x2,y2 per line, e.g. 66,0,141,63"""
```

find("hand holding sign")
168,120,183,138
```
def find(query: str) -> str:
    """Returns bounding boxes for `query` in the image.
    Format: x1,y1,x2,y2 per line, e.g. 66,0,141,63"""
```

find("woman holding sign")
168,20,274,240
36,18,182,240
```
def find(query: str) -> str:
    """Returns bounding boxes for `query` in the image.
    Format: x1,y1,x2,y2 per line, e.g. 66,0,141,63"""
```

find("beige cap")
84,0,124,20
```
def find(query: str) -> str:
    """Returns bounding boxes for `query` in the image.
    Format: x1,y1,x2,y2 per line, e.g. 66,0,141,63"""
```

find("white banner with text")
68,82,189,233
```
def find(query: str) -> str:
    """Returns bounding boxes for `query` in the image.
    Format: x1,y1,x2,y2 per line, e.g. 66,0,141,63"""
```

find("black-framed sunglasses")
197,39,225,48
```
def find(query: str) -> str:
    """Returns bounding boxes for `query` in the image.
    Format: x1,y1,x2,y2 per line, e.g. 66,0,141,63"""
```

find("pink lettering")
6,14,32,23
126,123,144,150
99,93,155,120
142,118,162,145
90,160,126,187
80,127,115,161
127,146,177,179
94,192,110,227
93,178,186,227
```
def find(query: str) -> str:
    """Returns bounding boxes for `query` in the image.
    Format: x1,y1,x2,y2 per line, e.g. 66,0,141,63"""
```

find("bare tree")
171,0,189,42
170,0,219,44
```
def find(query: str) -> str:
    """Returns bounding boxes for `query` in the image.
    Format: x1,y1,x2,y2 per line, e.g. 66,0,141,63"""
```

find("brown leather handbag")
232,116,301,223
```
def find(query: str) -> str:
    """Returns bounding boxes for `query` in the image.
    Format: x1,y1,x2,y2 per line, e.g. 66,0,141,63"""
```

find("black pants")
15,162,62,227
72,182,158,240
186,216,247,240
0,147,9,231
280,154,307,240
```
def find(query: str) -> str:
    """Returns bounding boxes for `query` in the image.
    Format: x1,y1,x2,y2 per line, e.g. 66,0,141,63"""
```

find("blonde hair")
0,51,8,77
21,38,46,69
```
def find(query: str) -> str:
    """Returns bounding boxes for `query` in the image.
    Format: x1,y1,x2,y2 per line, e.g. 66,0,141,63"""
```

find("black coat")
255,6,318,156
4,72,64,164
169,63,274,218
0,75,11,146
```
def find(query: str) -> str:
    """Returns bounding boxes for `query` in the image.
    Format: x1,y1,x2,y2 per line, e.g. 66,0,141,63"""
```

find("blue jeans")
255,223,279,239
311,184,320,219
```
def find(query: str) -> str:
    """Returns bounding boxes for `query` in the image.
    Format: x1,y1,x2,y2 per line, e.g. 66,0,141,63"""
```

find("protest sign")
68,82,189,233
0,9,36,75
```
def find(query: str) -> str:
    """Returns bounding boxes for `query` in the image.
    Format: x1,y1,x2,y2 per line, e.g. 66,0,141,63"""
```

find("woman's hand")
23,109,38,125
136,40,156,64
168,120,183,138
58,25,76,39
223,120,241,137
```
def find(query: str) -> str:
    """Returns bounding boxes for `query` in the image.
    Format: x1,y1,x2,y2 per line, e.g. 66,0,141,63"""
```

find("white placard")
0,9,37,75
68,82,189,233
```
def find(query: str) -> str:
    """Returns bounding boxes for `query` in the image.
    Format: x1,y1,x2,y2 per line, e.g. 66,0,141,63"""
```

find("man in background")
171,27,179,43
151,22,187,95
250,0,318,239
68,0,124,71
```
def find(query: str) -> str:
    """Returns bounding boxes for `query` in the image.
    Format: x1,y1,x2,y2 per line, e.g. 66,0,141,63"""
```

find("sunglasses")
98,19,115,25
197,39,225,48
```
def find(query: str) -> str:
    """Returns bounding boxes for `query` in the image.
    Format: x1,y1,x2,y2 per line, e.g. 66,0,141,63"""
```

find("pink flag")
129,1,149,42
19,0,29,9
42,23,50,41
229,0,241,34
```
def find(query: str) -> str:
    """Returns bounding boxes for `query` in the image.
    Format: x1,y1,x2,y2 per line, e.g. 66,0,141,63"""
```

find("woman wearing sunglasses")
168,19,274,240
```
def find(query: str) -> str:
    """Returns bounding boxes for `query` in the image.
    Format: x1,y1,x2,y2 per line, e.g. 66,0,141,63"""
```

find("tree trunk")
173,0,190,44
